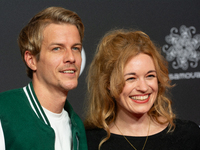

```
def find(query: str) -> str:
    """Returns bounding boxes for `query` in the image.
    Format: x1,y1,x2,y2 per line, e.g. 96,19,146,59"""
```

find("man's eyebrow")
48,43,82,47
49,43,64,46
73,43,82,46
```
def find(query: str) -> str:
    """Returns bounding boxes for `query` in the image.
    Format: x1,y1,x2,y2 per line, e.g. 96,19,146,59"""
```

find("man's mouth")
61,70,75,74
130,95,149,101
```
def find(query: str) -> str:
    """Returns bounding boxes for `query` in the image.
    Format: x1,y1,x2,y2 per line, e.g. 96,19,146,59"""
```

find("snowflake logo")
162,25,200,70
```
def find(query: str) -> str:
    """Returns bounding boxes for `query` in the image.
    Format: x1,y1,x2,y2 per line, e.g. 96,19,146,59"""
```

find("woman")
84,29,200,150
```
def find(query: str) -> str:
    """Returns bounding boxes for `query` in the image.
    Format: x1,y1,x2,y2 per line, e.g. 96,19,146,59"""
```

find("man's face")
33,23,82,93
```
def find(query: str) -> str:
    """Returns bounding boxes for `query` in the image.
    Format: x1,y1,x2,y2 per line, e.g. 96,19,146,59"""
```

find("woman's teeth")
131,95,149,101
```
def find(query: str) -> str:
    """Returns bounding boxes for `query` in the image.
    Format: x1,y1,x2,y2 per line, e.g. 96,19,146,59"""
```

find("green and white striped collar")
23,82,51,126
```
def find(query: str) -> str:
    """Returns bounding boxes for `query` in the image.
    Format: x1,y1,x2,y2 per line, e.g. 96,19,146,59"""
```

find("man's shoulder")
65,100,82,123
0,88,25,103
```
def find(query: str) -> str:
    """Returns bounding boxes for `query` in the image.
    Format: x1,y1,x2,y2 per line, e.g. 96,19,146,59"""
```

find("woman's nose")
135,78,149,92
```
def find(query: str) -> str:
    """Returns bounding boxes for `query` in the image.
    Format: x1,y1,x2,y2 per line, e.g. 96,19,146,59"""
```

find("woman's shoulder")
86,128,107,138
86,127,105,132
86,128,107,150
173,119,200,138
175,119,199,131
147,119,200,149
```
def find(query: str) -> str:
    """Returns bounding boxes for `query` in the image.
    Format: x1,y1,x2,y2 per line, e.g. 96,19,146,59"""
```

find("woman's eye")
53,47,60,51
126,77,136,81
147,74,156,78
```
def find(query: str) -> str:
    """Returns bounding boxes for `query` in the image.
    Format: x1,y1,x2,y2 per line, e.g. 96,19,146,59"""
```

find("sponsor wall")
0,0,199,125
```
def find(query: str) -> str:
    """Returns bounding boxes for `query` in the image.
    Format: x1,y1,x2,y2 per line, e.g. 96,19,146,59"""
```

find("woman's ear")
24,51,37,71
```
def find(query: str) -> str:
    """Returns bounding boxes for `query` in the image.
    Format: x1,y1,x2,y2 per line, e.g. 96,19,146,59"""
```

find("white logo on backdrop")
80,47,86,76
162,25,200,80
162,25,200,70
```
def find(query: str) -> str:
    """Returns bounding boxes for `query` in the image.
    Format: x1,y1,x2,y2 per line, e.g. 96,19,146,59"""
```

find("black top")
86,119,200,150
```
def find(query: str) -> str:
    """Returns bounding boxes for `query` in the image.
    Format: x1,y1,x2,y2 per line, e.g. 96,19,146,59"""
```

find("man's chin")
62,82,78,91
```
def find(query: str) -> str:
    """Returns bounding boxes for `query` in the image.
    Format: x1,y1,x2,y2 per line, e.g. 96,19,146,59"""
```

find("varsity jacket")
0,82,88,150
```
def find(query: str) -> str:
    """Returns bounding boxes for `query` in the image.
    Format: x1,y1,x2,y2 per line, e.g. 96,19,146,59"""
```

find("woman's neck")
109,112,168,136
109,111,150,136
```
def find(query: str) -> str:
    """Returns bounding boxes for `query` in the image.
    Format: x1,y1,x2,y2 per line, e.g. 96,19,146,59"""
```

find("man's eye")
72,47,81,51
53,47,60,51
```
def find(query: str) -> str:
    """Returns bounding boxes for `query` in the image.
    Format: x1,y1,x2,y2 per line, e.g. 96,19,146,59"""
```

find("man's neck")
32,80,68,114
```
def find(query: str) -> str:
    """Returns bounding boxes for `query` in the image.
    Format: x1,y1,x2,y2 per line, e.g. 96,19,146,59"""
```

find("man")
0,7,87,150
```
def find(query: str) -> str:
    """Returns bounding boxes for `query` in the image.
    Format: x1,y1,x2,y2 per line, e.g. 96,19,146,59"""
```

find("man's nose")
64,49,75,63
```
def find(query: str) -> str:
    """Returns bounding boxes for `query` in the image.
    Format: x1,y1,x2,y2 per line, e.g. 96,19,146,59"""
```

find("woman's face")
116,53,158,117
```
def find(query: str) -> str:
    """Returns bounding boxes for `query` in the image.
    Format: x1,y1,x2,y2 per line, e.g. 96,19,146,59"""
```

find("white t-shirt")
0,122,5,150
43,107,72,150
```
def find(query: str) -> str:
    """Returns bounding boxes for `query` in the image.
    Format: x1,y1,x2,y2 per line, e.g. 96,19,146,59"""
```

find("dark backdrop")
0,0,199,125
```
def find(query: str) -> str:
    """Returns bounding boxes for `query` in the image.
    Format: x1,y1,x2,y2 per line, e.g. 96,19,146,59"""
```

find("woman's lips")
130,94,150,104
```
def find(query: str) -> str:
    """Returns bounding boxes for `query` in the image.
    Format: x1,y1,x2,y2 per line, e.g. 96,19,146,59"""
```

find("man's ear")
24,51,37,71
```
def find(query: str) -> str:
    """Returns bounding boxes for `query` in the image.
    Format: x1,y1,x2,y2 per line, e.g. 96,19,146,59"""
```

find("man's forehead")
42,23,81,44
